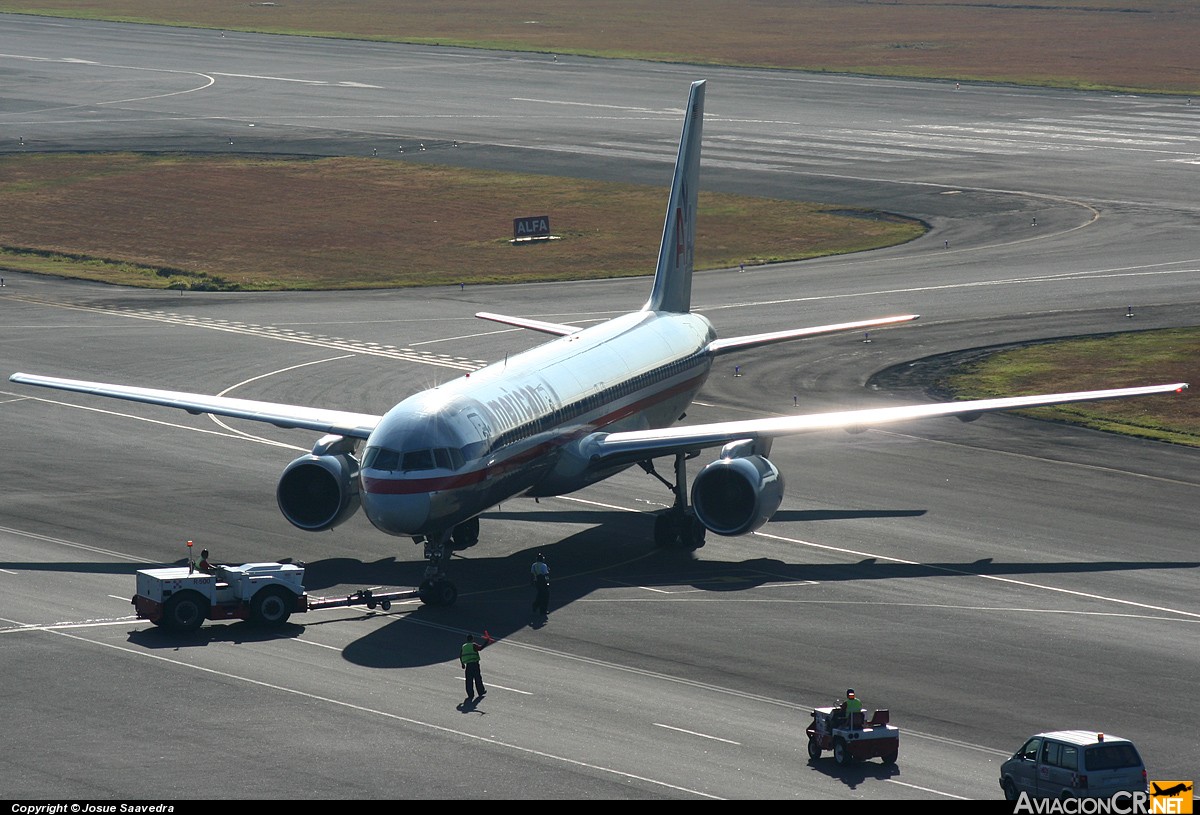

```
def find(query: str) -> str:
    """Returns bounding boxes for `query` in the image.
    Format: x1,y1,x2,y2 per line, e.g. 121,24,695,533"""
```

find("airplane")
1151,782,1193,797
9,80,1189,607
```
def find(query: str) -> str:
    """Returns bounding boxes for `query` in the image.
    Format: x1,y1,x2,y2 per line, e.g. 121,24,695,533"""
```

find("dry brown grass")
4,0,1197,94
0,153,923,289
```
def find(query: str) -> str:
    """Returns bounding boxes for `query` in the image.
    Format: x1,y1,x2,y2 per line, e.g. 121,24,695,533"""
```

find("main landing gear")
642,452,707,551
413,517,479,607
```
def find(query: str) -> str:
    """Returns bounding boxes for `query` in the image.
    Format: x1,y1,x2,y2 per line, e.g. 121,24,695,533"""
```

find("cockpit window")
434,447,465,470
363,447,399,470
402,449,435,471
365,446,465,472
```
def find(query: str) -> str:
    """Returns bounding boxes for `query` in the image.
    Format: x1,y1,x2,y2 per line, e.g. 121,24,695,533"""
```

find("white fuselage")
359,309,716,537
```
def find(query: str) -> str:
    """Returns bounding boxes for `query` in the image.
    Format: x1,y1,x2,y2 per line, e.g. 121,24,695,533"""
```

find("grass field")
0,154,923,290
938,330,1199,446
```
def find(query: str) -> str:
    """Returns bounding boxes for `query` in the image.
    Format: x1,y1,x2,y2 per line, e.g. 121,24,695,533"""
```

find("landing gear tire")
685,514,707,550
250,586,293,626
162,592,207,633
807,737,823,761
452,517,480,548
834,739,854,767
654,512,681,548
654,510,707,550
419,579,458,607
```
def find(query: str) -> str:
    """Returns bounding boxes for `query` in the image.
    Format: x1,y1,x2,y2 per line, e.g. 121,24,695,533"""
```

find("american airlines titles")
482,381,558,435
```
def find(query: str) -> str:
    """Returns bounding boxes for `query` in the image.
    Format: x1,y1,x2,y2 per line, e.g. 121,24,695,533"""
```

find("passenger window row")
490,353,704,451
363,353,705,471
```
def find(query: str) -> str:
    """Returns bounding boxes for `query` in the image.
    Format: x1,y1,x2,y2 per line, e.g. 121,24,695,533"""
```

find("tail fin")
644,79,705,314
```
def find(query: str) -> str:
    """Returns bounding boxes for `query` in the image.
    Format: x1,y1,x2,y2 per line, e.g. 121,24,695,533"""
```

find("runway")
2,14,1198,800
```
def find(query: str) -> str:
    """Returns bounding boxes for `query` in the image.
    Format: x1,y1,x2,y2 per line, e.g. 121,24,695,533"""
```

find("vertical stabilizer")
644,80,705,314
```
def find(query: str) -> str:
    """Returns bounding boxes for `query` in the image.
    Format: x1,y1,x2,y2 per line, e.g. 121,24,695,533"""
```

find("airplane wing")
9,373,383,439
475,312,583,336
584,382,1189,466
706,314,920,356
475,312,918,347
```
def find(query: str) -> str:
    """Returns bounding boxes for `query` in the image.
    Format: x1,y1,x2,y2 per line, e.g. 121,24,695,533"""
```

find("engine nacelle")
690,452,784,536
277,452,361,531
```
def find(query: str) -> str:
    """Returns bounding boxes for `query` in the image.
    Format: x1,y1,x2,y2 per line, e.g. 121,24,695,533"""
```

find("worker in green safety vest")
844,689,863,728
460,632,491,700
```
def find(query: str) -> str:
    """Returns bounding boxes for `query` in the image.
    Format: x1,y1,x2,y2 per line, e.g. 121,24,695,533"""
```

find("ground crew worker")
831,688,863,729
197,548,216,574
460,633,490,699
845,688,863,728
530,552,550,622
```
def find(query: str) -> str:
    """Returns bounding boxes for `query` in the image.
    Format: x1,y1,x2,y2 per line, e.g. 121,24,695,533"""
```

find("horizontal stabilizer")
706,314,920,356
476,312,582,336
9,373,383,439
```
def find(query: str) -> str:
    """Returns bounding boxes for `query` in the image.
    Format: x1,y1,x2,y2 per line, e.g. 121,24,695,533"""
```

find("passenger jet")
10,80,1188,606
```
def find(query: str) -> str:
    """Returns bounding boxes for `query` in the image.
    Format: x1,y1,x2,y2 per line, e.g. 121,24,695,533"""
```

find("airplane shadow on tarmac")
112,506,1200,666
331,514,1199,670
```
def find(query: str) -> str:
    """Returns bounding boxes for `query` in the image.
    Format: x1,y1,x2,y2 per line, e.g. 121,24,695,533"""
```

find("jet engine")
690,440,784,536
276,435,361,531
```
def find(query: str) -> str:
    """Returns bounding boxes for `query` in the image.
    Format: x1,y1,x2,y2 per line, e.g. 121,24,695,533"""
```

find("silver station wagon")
1000,730,1147,800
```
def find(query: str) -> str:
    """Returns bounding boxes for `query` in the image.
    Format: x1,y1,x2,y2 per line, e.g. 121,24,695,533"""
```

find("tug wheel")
807,736,823,761
162,592,207,633
250,586,293,626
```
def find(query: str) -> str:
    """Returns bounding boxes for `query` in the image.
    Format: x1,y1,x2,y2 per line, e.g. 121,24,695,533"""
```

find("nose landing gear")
413,519,477,606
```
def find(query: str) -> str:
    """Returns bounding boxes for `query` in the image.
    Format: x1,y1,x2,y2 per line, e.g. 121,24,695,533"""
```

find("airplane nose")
361,488,431,535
